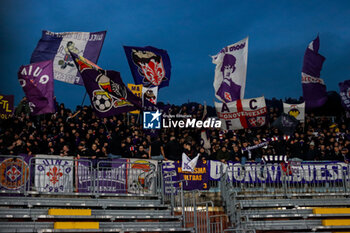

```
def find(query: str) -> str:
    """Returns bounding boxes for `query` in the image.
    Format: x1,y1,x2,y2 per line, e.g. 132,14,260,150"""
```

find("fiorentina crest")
124,46,171,88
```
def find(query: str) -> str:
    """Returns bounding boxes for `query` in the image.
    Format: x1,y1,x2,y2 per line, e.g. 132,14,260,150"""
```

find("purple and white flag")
213,37,248,103
34,155,74,193
18,60,55,115
31,30,106,85
70,52,141,118
302,36,327,109
339,80,350,111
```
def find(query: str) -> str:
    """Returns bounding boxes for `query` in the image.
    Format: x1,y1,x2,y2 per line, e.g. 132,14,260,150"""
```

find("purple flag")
77,159,127,194
0,94,14,120
302,36,327,109
175,160,209,190
339,80,350,110
70,52,142,118
31,30,106,85
123,46,171,89
18,60,55,115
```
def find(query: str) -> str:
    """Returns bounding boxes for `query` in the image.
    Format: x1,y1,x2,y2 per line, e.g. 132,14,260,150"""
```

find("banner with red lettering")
215,96,267,130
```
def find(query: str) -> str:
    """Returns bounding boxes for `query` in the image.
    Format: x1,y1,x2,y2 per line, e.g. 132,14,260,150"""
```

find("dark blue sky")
1,0,350,110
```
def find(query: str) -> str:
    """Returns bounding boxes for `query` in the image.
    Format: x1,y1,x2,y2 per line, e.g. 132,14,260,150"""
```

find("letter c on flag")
249,99,257,110
19,79,26,87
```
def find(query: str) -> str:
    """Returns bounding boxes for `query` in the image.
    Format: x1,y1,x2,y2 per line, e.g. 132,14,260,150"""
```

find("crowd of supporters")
1,96,350,163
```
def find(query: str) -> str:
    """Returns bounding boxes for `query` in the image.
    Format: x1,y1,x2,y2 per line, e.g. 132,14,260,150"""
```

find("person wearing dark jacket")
165,136,182,161
216,146,231,163
134,145,149,159
232,145,242,162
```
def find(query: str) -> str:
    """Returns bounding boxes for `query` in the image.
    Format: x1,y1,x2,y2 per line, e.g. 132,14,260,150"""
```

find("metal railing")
222,163,350,196
162,169,216,233
219,162,350,230
0,155,160,197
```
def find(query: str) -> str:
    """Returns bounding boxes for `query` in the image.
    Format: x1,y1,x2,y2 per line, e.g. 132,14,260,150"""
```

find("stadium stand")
220,163,350,232
1,95,350,232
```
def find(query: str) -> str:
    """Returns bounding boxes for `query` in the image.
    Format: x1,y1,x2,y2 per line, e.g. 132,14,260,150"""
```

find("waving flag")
142,86,158,106
213,37,248,103
128,84,143,114
182,153,200,172
283,102,305,123
339,80,350,111
123,46,171,89
302,36,327,109
31,30,106,85
70,52,141,118
18,60,55,115
215,96,267,130
272,113,299,136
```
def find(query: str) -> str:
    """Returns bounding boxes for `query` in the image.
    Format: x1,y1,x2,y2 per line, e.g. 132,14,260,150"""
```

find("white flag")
212,37,248,103
215,96,267,130
182,153,200,172
283,102,305,123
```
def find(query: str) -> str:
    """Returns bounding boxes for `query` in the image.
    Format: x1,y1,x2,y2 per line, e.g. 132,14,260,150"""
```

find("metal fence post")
193,191,197,232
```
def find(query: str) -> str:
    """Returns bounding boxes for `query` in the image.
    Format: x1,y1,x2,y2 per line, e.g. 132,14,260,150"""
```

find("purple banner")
175,160,209,190
77,159,127,193
30,30,106,85
209,161,349,184
301,36,327,109
0,155,30,192
339,80,350,110
71,52,142,118
124,46,171,89
162,160,178,194
0,95,14,120
18,60,55,115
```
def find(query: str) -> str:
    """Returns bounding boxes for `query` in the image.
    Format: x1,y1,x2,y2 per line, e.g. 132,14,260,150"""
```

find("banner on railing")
162,160,178,194
128,159,158,194
209,161,350,183
77,159,127,193
0,155,30,191
3,154,349,194
162,160,210,191
34,155,74,193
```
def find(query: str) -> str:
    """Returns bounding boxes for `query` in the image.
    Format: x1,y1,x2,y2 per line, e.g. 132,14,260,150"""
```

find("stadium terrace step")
244,219,322,230
0,196,165,208
241,208,350,219
49,208,91,216
314,208,350,214
238,198,350,208
322,219,350,226
0,221,194,232
0,207,177,220
54,221,99,230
